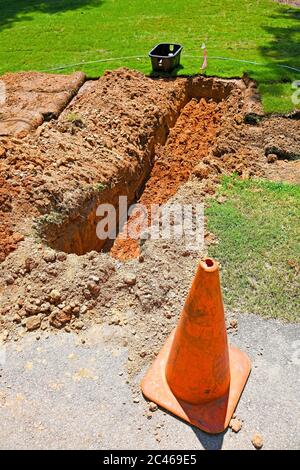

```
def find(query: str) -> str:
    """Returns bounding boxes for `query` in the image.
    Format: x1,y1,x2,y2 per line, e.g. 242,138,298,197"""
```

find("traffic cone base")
141,329,251,434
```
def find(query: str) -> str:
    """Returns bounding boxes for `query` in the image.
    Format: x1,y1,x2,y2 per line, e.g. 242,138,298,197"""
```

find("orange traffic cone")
141,257,251,434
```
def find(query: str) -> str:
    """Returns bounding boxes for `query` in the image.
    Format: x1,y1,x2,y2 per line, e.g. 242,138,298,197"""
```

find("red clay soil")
110,98,224,260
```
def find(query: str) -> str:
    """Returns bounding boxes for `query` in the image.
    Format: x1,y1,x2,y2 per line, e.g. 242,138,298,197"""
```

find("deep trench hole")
40,76,236,258
109,96,224,260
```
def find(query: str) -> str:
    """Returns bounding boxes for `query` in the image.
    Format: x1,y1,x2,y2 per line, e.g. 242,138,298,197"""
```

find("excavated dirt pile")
0,72,86,137
0,68,299,373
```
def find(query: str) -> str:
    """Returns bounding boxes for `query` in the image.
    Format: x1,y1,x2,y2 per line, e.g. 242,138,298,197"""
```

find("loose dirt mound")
0,68,299,363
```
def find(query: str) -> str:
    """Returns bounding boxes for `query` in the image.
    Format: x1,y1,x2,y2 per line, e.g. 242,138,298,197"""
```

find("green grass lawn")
206,177,300,322
0,0,299,113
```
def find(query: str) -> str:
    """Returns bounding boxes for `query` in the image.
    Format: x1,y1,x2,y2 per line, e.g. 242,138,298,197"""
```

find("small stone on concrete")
251,433,263,449
149,402,158,412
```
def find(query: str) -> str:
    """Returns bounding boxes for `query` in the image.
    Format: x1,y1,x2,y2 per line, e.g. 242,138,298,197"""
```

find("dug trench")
34,73,240,257
109,95,231,261
0,68,299,380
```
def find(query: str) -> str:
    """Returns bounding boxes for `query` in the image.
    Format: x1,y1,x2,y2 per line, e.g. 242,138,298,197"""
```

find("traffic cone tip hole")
201,258,217,271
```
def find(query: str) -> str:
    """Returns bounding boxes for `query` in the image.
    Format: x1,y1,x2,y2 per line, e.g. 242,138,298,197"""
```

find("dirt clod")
26,315,41,331
4,274,14,285
251,433,264,449
0,71,85,137
229,418,243,433
49,307,72,328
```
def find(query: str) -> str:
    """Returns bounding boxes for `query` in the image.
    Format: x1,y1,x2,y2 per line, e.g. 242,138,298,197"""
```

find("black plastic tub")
149,43,183,73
